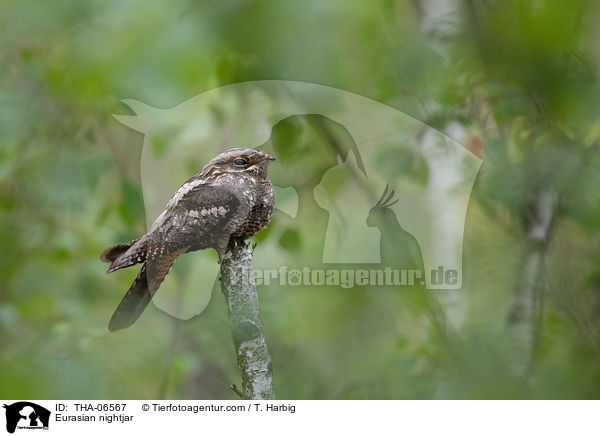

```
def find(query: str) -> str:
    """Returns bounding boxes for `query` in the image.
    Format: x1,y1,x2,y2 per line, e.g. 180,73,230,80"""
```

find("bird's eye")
233,158,248,166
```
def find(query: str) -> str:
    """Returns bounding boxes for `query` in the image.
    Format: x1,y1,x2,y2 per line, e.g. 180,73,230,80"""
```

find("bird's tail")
100,238,146,273
107,252,180,331
108,264,152,331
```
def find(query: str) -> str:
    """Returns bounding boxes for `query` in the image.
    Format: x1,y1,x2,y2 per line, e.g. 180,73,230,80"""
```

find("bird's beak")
265,154,276,161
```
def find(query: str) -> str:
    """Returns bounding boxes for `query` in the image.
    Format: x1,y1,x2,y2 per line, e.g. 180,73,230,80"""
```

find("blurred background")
1,0,600,399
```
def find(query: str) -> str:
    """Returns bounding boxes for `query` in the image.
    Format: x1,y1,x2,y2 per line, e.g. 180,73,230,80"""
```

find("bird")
366,184,424,274
100,147,276,332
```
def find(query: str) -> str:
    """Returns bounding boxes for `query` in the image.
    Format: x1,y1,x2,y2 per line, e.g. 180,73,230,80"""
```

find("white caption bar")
0,400,596,436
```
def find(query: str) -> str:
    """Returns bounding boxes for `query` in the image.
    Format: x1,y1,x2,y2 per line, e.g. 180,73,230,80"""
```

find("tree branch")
220,242,275,400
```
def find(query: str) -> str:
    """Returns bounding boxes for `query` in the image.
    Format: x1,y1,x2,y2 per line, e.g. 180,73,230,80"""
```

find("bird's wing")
147,180,247,258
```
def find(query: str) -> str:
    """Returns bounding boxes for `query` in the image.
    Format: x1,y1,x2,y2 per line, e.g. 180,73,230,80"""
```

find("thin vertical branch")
508,189,557,376
219,242,275,400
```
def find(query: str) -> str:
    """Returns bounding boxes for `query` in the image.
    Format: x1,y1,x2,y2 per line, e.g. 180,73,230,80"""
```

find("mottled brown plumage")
101,148,276,331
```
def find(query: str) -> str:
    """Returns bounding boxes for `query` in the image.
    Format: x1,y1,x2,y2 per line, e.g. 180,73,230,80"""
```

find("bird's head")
366,184,399,228
201,147,276,179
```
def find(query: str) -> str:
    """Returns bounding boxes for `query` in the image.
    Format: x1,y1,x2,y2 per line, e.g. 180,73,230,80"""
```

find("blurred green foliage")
1,0,600,399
